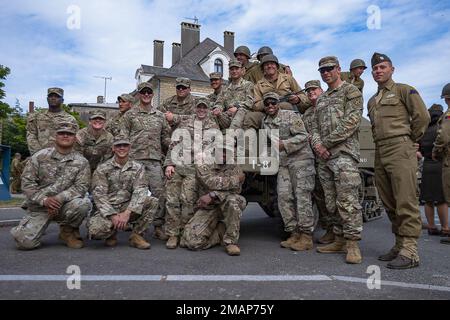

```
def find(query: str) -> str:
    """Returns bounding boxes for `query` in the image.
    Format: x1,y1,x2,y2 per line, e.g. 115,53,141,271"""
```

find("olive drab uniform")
433,108,450,204
242,61,260,84
75,127,114,173
10,156,25,193
311,81,364,240
262,109,315,235
368,78,430,261
341,72,364,94
180,163,246,250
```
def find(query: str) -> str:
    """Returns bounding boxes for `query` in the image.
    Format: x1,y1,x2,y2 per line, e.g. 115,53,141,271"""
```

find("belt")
376,135,410,147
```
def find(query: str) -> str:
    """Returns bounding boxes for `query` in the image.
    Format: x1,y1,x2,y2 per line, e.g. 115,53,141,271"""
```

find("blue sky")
1,0,449,113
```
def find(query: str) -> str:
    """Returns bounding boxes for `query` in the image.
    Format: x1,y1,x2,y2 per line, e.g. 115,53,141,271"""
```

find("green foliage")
2,111,28,156
62,104,86,129
0,65,14,119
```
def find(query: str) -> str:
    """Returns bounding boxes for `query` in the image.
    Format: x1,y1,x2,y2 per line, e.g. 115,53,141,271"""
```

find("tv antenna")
94,76,112,103
183,16,199,24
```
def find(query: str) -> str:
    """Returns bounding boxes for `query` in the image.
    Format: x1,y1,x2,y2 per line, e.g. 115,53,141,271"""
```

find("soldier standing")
105,93,135,137
87,136,159,249
75,110,113,173
180,145,246,256
234,46,259,84
26,88,78,155
368,52,430,268
432,83,450,245
261,92,315,251
120,82,172,241
340,59,367,94
311,56,363,264
10,153,25,194
206,72,224,105
11,122,91,250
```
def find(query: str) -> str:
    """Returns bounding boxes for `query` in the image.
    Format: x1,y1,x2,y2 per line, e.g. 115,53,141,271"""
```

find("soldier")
311,56,363,264
164,99,220,249
340,59,367,94
105,93,134,137
10,153,25,194
180,145,246,256
26,87,78,155
302,80,336,244
160,77,196,129
234,46,259,84
245,46,293,83
75,110,113,173
87,136,159,249
261,92,315,251
10,122,91,250
368,52,430,268
212,59,254,130
120,82,172,241
432,83,450,245
206,72,224,105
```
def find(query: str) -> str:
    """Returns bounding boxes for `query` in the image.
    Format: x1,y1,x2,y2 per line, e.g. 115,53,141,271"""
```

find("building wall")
151,77,213,107
71,105,119,125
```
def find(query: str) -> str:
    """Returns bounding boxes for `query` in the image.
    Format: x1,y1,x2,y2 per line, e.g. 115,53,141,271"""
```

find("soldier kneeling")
87,137,159,249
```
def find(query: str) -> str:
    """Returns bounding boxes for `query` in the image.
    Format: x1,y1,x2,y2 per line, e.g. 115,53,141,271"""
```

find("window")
214,59,223,74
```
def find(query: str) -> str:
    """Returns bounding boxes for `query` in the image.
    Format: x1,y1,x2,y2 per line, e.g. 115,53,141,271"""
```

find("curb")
0,220,20,228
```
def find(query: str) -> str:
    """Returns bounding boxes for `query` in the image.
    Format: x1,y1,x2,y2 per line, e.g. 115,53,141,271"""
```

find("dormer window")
214,59,223,74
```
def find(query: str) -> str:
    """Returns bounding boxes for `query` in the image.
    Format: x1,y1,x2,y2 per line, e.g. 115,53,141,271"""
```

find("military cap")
47,87,64,97
137,82,153,92
263,92,280,102
429,104,444,112
350,59,367,70
89,110,106,120
441,83,450,98
228,59,242,68
117,93,135,102
209,72,223,80
196,99,210,108
260,54,279,68
234,46,251,58
371,52,392,67
112,135,131,146
304,80,322,91
56,122,78,134
176,77,191,88
318,56,339,70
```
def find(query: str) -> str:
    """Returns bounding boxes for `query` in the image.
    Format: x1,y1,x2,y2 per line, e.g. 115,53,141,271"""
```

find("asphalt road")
0,203,449,300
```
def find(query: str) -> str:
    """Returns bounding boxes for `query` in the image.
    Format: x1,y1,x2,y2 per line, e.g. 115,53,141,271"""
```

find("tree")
0,65,14,144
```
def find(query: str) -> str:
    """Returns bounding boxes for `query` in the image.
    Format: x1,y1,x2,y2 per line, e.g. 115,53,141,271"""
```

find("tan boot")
316,236,346,253
153,226,169,241
318,229,335,244
280,233,300,249
225,244,241,256
129,233,151,250
105,232,117,247
59,225,84,249
73,228,82,240
346,240,362,264
290,233,313,251
166,236,178,249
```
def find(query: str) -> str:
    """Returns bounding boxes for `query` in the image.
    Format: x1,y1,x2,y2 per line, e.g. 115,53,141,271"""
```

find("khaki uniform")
26,110,77,155
341,72,364,94
11,148,91,250
87,158,159,239
164,115,220,237
10,157,25,193
433,108,450,203
160,94,197,129
75,128,113,173
180,164,246,250
245,62,290,84
262,110,315,234
368,78,430,260
311,82,363,240
242,61,260,83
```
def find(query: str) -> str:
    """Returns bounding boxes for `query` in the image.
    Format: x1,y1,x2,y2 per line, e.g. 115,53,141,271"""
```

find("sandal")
440,229,450,237
428,227,441,236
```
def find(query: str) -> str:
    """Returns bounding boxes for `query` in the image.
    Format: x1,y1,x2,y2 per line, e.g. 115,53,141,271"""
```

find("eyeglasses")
264,99,279,107
176,86,188,91
319,66,336,74
140,90,153,95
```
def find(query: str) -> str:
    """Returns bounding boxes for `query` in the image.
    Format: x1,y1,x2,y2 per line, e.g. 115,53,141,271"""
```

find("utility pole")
94,76,112,103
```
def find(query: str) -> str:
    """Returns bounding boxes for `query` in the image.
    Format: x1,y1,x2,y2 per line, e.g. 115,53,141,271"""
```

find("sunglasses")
140,90,153,95
176,86,188,90
57,132,75,136
264,99,279,107
319,66,336,74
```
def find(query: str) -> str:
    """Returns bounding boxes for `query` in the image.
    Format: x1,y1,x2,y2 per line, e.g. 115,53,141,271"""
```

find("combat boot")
73,228,82,240
441,237,450,245
105,232,117,247
290,233,313,251
316,236,346,253
166,236,178,249
318,229,335,244
59,225,84,249
225,244,241,256
153,226,169,241
345,240,362,264
378,248,400,261
280,232,300,249
387,255,419,269
129,233,151,250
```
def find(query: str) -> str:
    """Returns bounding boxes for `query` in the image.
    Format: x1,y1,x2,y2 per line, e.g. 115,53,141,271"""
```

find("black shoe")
387,255,419,269
440,238,450,245
378,249,399,262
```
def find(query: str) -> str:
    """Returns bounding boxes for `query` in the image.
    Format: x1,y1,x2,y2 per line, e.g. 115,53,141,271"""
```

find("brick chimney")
153,40,164,67
181,22,200,57
224,31,235,54
172,42,182,66
28,101,35,113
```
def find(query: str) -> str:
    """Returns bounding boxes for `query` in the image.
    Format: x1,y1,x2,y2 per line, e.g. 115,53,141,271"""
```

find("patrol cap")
371,52,392,67
89,110,106,120
209,72,223,80
441,83,450,98
137,82,153,92
428,104,443,112
56,122,78,134
304,80,322,91
234,46,251,59
263,92,280,102
228,59,242,68
350,59,367,70
176,77,191,88
117,93,135,102
260,54,279,68
318,56,339,70
112,135,131,146
47,87,64,97
196,99,210,108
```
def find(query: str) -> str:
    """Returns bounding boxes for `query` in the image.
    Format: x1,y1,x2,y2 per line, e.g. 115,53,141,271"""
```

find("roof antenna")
183,16,199,25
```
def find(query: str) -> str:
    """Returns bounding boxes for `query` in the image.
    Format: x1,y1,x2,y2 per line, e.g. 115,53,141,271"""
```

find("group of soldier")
9,44,450,269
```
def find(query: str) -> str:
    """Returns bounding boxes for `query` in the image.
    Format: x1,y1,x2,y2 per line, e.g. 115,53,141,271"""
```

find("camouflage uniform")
87,158,159,239
164,114,220,237
75,128,113,173
263,109,315,234
341,72,364,94
11,147,91,250
160,93,197,130
180,163,246,250
311,81,364,240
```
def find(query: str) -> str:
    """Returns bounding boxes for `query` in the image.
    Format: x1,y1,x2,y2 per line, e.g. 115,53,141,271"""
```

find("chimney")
97,96,104,104
224,31,235,54
28,101,35,113
181,22,200,57
172,42,181,66
153,40,164,67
